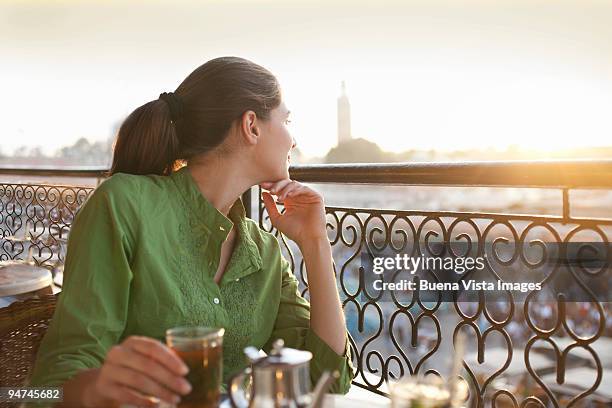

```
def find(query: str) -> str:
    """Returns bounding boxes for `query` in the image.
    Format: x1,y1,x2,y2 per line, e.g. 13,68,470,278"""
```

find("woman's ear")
240,110,260,145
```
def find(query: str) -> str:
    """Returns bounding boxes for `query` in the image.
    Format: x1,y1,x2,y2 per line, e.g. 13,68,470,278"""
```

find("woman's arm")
260,179,355,393
262,246,354,394
261,180,347,354
298,238,346,355
28,176,190,407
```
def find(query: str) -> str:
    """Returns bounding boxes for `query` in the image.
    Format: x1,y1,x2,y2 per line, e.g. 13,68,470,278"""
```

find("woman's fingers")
285,185,306,198
103,364,180,405
276,181,300,200
260,179,292,193
107,344,191,396
96,335,194,407
270,179,292,192
283,184,322,203
261,191,281,223
123,336,188,376
267,180,307,200
262,180,320,204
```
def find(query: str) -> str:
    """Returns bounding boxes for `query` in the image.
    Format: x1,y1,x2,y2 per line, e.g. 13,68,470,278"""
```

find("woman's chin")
271,158,291,179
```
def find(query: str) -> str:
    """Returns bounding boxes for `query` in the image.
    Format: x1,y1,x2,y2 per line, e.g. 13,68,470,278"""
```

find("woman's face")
252,101,296,182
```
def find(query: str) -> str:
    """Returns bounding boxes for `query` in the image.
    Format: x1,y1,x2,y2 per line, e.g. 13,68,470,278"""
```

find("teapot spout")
309,370,339,408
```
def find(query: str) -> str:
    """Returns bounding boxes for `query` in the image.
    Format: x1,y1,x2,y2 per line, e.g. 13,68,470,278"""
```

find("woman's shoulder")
75,173,177,238
90,172,177,205
79,173,176,223
96,172,171,195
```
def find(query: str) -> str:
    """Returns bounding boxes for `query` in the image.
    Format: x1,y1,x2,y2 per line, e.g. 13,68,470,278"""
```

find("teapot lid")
252,339,312,367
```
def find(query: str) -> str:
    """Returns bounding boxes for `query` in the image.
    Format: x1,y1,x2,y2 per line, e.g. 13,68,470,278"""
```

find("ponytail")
110,99,181,176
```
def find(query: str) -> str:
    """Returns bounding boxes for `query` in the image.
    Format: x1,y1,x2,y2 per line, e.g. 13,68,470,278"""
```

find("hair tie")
158,92,184,123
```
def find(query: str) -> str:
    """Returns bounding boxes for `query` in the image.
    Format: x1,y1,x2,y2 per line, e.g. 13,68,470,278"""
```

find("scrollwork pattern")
258,190,610,407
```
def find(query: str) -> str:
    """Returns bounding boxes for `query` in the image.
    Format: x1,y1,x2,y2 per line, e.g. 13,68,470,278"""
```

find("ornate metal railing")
1,161,611,407
261,161,612,407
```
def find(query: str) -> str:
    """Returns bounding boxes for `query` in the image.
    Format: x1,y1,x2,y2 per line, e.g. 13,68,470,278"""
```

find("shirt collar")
170,166,262,278
170,166,241,236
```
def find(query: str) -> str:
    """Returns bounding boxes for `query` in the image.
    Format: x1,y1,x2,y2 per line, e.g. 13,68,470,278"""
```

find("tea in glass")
166,327,225,408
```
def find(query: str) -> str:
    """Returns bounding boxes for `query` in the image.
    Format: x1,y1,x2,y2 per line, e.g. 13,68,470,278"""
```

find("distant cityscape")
1,81,611,168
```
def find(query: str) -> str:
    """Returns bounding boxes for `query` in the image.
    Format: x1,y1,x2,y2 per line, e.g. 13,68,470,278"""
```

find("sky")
1,0,611,158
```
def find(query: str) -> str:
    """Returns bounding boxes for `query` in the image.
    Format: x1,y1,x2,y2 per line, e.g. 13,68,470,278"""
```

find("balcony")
1,160,611,407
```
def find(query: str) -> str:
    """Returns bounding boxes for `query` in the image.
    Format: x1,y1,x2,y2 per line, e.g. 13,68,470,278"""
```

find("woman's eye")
285,119,292,125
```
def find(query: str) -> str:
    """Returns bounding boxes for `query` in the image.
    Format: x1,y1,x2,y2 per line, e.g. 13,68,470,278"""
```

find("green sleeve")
263,254,355,394
29,177,135,388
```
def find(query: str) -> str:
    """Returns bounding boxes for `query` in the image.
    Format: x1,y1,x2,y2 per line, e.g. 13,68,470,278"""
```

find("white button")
213,297,220,304
219,226,226,231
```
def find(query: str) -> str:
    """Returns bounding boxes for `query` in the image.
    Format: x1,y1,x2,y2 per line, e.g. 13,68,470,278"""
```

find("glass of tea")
166,326,225,408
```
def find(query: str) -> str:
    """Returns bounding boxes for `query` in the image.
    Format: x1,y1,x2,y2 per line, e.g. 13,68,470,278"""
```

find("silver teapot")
228,339,337,408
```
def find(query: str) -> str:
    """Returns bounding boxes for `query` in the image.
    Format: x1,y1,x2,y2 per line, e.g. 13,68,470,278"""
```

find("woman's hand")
259,179,328,246
85,336,192,407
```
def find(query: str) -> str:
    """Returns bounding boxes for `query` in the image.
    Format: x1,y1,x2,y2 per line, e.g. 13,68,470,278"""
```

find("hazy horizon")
2,0,612,158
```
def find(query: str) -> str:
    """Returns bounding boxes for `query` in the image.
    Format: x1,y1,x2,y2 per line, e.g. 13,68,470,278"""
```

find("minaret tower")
337,81,352,145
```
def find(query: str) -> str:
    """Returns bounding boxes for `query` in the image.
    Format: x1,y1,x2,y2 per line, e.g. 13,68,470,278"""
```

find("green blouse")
29,166,354,395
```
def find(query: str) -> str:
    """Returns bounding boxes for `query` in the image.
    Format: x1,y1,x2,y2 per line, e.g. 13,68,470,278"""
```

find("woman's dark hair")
110,56,282,176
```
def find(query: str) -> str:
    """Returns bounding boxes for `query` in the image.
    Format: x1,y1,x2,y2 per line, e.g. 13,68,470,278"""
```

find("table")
0,261,53,307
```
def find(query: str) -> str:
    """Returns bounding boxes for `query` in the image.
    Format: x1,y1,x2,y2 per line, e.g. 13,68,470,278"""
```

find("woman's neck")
186,158,253,217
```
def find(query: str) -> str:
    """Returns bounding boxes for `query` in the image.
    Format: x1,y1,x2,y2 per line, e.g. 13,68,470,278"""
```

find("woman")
30,56,354,407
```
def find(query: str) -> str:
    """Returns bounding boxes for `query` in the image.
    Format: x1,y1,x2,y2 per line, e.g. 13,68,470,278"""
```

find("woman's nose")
291,137,297,149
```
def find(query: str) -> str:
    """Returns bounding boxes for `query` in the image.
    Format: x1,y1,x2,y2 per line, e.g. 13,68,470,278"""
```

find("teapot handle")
228,367,252,408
